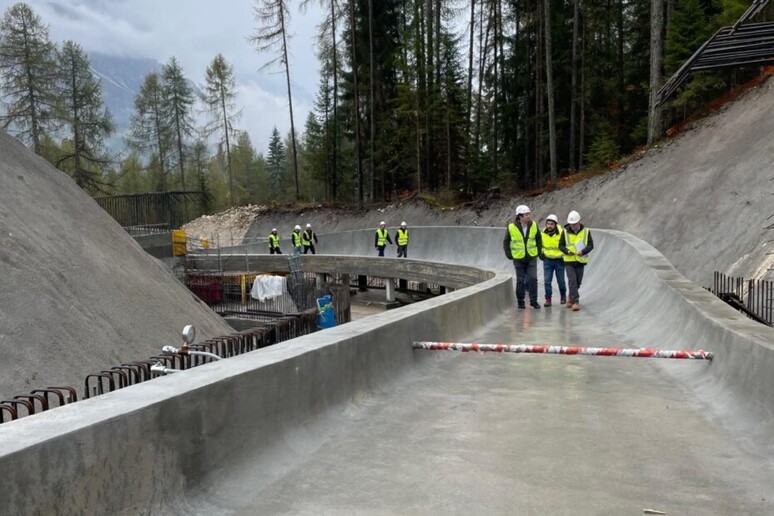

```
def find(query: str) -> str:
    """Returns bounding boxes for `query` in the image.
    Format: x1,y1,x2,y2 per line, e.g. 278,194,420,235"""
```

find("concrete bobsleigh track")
1,227,774,514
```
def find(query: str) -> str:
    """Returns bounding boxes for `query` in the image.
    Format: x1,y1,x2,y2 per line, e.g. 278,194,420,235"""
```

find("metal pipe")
413,341,714,360
150,363,182,375
161,345,222,361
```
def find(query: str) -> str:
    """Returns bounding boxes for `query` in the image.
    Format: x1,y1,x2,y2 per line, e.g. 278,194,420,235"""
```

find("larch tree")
129,72,170,191
56,40,114,193
0,2,58,154
162,57,195,190
250,0,301,200
202,53,241,206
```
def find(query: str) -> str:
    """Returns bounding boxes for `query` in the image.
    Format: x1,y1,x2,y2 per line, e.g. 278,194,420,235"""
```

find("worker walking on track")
268,228,282,254
559,210,594,311
292,225,303,255
540,214,566,307
303,223,319,254
503,205,542,309
375,221,393,256
395,222,409,258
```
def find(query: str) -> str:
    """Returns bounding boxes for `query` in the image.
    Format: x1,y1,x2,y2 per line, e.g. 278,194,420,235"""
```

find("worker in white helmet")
268,228,282,254
539,214,566,307
395,221,409,258
559,210,594,311
292,224,303,255
503,204,542,309
374,221,392,256
303,223,319,254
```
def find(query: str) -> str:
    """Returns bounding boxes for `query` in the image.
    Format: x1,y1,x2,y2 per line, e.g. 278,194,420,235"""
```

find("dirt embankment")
185,78,774,286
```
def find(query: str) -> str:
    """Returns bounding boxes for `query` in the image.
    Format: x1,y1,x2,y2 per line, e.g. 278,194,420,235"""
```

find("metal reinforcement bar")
413,342,714,360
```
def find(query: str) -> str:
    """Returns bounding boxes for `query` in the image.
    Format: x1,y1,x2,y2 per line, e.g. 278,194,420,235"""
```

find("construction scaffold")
414,342,714,360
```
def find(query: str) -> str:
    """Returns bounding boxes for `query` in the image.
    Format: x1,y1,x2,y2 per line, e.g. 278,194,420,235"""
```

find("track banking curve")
1,227,773,515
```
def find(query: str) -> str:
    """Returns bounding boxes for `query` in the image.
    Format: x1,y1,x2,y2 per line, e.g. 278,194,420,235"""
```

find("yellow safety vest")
563,228,590,264
303,230,313,246
269,234,280,249
541,228,564,259
508,222,538,260
397,228,409,246
292,232,301,247
376,228,388,246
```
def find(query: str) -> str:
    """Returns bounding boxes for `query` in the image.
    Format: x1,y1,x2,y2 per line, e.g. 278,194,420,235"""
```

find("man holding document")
560,210,594,311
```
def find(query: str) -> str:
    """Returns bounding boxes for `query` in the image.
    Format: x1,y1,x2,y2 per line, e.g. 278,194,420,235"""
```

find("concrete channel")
1,227,773,514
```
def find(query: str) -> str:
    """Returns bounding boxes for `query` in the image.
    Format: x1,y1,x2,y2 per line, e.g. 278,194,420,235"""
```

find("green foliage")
128,72,171,191
586,116,620,169
162,57,195,190
266,127,287,198
0,2,58,154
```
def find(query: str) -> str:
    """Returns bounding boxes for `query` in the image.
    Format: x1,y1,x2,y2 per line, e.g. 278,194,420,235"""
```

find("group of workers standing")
374,221,410,257
503,205,593,311
268,224,319,255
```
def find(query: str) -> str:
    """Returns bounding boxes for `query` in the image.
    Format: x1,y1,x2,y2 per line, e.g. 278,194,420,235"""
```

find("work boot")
566,299,573,308
518,301,526,309
560,297,566,305
544,298,552,307
572,303,581,311
530,301,541,309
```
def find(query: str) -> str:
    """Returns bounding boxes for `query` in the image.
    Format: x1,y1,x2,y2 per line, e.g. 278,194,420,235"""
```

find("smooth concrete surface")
2,227,774,514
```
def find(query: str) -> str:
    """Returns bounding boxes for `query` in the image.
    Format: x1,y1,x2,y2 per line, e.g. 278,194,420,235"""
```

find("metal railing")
709,271,773,326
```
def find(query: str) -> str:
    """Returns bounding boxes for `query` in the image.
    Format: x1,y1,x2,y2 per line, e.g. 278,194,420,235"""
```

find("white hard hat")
306,223,312,228
379,221,386,226
294,224,301,230
401,221,407,226
271,228,277,232
515,205,530,215
567,211,581,224
546,214,558,224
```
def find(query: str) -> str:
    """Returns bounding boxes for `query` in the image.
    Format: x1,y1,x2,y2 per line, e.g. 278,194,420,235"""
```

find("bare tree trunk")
69,54,82,186
425,0,434,188
350,0,364,205
579,4,586,170
368,0,376,201
331,0,339,201
568,0,579,171
492,0,499,180
465,0,476,195
544,0,557,183
22,25,41,155
648,0,664,144
278,5,300,200
220,84,233,205
474,4,491,175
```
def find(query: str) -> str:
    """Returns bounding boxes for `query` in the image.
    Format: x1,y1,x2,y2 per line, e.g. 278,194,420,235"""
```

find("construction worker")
395,221,409,258
559,210,594,311
268,228,282,254
503,205,542,309
374,221,392,256
540,214,566,307
291,225,303,255
303,223,319,254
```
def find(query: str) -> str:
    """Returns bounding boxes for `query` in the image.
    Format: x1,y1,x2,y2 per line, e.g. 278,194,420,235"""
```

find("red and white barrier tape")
413,342,713,360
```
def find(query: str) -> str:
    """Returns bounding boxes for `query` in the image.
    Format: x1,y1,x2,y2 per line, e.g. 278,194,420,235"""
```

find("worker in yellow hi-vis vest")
539,214,566,307
395,222,409,258
559,210,594,311
374,221,393,256
268,228,282,254
303,223,319,254
502,205,543,309
292,225,303,255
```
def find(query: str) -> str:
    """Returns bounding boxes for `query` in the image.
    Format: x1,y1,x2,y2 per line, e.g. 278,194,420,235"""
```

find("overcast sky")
0,0,325,154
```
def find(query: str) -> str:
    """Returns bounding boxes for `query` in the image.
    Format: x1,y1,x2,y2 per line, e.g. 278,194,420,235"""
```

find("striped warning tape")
413,341,713,360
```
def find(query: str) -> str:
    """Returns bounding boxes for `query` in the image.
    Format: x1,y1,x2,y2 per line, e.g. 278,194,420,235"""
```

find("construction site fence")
710,271,773,326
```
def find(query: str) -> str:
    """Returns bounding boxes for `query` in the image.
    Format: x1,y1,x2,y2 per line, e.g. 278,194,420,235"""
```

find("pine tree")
250,0,301,200
56,40,114,193
128,72,170,191
162,57,195,190
266,127,287,198
202,54,241,206
0,2,58,154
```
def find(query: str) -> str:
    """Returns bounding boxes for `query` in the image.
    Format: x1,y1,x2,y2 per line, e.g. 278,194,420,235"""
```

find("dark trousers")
270,247,282,254
304,245,316,255
543,258,566,300
397,245,407,258
377,246,386,257
565,263,585,304
513,259,538,304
